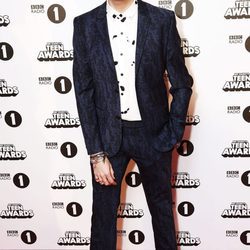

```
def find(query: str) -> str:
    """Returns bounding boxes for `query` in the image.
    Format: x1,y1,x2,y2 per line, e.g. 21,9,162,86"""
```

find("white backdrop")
1,0,250,249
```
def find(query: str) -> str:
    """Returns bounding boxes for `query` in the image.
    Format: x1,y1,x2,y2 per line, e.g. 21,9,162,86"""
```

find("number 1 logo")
175,0,194,19
21,230,37,244
0,42,14,61
47,4,66,23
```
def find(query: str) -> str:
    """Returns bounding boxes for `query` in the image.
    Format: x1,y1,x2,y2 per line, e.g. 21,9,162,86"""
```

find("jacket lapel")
136,0,151,77
96,2,117,78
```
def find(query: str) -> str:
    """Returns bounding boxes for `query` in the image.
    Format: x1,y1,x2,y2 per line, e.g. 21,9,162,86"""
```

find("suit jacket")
73,0,193,157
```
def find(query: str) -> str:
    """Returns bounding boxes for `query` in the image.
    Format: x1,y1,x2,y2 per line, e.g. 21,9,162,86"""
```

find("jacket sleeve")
164,11,193,148
72,16,104,155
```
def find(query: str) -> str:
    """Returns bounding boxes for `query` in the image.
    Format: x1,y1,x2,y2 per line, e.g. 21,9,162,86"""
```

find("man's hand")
93,157,117,186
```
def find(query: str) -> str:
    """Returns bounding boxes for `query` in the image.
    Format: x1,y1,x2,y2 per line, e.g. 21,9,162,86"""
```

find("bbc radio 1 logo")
242,170,250,187
38,76,52,85
0,42,14,61
229,35,250,52
117,203,144,218
39,76,72,94
61,142,78,158
52,201,83,217
44,111,80,128
31,4,45,13
45,142,58,149
0,203,34,219
31,4,66,23
39,76,52,85
243,106,250,122
222,202,250,218
226,230,238,237
241,231,250,245
158,0,172,9
229,35,250,51
21,230,37,244
0,15,10,27
177,140,194,156
54,76,72,94
226,170,250,187
0,173,11,180
175,0,194,19
125,171,142,187
229,35,243,44
223,73,250,91
177,231,201,246
66,202,83,217
222,140,250,157
181,39,200,57
0,144,27,160
52,202,64,209
246,36,250,52
6,230,37,245
226,170,239,178
51,173,86,189
224,0,250,19
46,141,78,158
0,79,19,97
47,4,66,23
177,201,195,217
227,106,240,114
128,230,145,245
13,173,30,188
2,172,39,189
172,172,200,188
186,114,200,126
118,229,144,244
226,230,250,246
2,110,22,127
37,42,73,61
0,172,29,190
57,231,90,246
226,105,250,122
7,230,19,237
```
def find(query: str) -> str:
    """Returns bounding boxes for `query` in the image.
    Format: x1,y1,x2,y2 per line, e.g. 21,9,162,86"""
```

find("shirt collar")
106,0,137,20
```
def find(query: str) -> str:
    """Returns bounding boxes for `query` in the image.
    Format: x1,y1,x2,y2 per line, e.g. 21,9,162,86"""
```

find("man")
73,0,193,249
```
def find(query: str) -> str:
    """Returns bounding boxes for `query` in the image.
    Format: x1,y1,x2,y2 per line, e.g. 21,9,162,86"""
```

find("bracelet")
90,151,108,164
90,151,104,157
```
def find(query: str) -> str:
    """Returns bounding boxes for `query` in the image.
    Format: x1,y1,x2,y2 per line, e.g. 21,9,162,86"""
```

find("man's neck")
108,0,134,13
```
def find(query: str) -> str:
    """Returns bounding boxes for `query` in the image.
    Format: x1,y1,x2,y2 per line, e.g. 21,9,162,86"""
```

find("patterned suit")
73,0,193,249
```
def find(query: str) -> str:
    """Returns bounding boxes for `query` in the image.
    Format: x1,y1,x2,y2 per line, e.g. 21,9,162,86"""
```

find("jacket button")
115,89,119,93
115,115,121,120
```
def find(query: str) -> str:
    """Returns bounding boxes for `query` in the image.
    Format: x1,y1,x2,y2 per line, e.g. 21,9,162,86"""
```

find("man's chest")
107,16,138,61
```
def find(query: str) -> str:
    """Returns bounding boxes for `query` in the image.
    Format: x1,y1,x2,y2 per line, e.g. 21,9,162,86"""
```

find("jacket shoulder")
73,2,105,24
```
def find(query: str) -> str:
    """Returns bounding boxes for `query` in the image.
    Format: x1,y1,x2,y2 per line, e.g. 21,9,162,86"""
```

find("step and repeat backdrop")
0,0,250,249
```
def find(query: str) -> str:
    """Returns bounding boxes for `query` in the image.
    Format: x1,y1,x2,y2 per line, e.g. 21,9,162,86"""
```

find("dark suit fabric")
73,0,193,249
73,0,193,157
90,123,176,250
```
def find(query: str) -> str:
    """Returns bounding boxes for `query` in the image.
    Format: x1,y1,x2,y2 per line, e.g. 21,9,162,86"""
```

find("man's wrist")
90,151,105,157
90,151,108,164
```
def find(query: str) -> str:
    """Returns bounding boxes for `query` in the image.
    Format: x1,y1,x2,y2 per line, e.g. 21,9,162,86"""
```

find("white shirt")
106,0,142,121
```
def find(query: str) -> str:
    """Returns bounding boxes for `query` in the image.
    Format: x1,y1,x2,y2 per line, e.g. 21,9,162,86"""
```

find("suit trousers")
90,120,177,250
